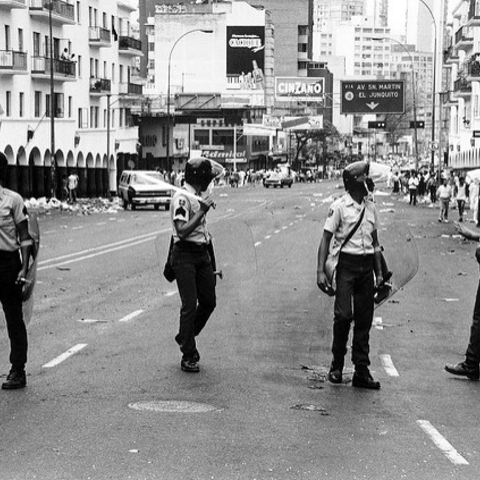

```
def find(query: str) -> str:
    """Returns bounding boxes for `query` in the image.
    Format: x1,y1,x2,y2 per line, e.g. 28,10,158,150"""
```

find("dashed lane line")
118,309,144,322
254,241,262,247
417,420,469,465
43,344,88,368
380,354,399,377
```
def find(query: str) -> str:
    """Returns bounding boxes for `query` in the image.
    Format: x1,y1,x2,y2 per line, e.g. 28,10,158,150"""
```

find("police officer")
317,161,384,389
0,153,33,389
170,157,223,373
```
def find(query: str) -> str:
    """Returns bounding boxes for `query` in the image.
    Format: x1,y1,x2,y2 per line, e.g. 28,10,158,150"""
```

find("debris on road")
25,196,124,215
290,404,329,414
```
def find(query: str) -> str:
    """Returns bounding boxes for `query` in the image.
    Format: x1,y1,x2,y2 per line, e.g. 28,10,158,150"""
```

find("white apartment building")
0,0,142,199
443,0,480,171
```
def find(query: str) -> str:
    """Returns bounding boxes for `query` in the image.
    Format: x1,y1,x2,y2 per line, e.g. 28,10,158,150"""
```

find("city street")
1,180,479,480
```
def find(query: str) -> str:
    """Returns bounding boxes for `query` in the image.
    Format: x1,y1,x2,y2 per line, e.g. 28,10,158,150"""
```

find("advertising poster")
227,26,265,90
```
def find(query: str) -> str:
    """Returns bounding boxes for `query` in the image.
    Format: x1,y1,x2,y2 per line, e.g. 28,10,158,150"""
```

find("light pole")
373,37,419,171
166,29,213,172
418,0,438,176
48,1,56,197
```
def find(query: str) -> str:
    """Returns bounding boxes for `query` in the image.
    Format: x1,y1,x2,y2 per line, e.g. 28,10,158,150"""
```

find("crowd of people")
389,169,480,224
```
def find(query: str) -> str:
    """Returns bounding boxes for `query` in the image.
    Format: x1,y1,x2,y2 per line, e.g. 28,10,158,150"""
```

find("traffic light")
409,120,425,128
367,121,386,129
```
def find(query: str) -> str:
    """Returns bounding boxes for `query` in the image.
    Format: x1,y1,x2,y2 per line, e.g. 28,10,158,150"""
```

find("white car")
118,170,173,210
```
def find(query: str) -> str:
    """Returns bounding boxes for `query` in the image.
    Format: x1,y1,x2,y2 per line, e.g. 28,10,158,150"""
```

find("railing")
2,0,27,5
89,77,111,93
119,82,142,95
32,56,76,77
454,78,472,93
444,46,460,63
89,26,111,43
0,50,27,70
455,25,474,44
119,36,141,52
29,0,75,22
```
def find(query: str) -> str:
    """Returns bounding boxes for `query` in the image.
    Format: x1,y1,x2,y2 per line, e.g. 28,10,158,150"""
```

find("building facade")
0,0,142,199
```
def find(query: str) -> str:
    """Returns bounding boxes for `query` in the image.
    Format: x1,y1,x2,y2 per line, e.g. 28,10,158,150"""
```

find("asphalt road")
0,181,479,480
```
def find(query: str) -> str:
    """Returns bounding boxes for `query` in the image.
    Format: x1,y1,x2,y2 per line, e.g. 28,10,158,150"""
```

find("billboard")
275,77,325,103
227,26,265,90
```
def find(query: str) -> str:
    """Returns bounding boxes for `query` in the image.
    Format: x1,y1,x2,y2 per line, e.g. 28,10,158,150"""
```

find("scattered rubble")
24,196,124,216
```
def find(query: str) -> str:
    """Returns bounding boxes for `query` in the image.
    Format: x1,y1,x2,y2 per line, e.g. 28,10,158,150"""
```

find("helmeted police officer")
170,157,223,373
317,161,384,389
0,152,33,389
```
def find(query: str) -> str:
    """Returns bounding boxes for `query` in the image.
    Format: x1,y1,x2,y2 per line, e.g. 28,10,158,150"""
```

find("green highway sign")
341,81,405,114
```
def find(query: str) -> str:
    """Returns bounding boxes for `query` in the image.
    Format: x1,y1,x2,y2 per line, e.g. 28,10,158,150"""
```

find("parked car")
118,170,173,210
263,171,294,188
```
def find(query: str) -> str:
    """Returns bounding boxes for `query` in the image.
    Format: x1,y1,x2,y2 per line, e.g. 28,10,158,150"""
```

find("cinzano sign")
275,77,325,102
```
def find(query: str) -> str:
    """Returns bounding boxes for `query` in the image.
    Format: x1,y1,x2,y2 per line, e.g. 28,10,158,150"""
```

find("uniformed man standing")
0,153,33,389
170,157,223,373
317,161,384,389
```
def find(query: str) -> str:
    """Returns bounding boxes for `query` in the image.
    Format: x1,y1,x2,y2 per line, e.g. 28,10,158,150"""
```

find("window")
33,32,40,57
34,91,42,117
18,28,23,52
5,91,11,116
17,92,23,117
78,108,88,128
46,93,64,118
68,96,72,118
77,55,82,77
5,25,10,51
111,63,115,83
213,129,233,147
76,1,81,23
194,129,210,146
119,108,124,127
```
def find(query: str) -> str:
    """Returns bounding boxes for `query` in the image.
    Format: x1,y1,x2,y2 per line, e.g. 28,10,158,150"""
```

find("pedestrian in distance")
444,223,480,381
408,171,419,206
469,178,479,224
0,153,33,389
170,157,223,373
437,178,452,223
427,173,437,203
454,176,468,223
68,171,79,203
317,161,385,390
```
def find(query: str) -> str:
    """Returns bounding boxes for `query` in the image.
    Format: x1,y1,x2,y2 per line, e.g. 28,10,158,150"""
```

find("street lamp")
47,1,56,197
373,37,419,171
166,29,213,171
418,0,438,176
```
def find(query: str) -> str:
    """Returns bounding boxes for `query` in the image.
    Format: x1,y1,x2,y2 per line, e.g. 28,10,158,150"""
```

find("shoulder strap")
340,207,366,251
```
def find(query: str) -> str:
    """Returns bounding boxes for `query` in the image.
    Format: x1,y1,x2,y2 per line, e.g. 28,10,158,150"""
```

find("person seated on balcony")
60,48,75,62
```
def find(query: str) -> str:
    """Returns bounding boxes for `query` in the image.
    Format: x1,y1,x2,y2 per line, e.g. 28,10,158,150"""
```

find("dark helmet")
184,157,223,190
343,161,370,191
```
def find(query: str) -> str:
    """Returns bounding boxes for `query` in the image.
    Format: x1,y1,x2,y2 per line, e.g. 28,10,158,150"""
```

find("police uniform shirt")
171,183,209,244
324,193,378,256
0,186,27,252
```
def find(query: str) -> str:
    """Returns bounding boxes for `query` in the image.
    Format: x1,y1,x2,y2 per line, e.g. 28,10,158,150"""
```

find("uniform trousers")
465,279,480,366
332,252,375,370
171,242,216,360
0,250,27,370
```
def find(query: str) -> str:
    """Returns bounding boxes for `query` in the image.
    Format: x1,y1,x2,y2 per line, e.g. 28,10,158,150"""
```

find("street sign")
341,81,405,114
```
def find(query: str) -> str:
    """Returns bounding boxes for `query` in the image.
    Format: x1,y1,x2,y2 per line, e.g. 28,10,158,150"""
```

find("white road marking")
118,310,144,322
254,241,262,247
417,420,469,465
380,354,399,377
264,235,272,240
165,291,177,297
274,230,281,234
374,316,383,330
43,344,88,368
72,226,84,230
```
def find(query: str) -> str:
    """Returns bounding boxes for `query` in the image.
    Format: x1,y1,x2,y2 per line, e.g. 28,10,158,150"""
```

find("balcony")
454,26,474,48
0,50,28,74
89,26,111,47
31,56,76,80
443,46,460,65
89,77,111,95
29,0,75,26
119,82,143,96
117,0,136,12
453,78,472,97
468,1,480,26
0,0,27,9
467,55,480,81
118,36,142,56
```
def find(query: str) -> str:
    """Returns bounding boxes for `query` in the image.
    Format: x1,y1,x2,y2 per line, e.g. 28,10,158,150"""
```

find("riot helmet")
184,157,224,191
342,161,372,195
